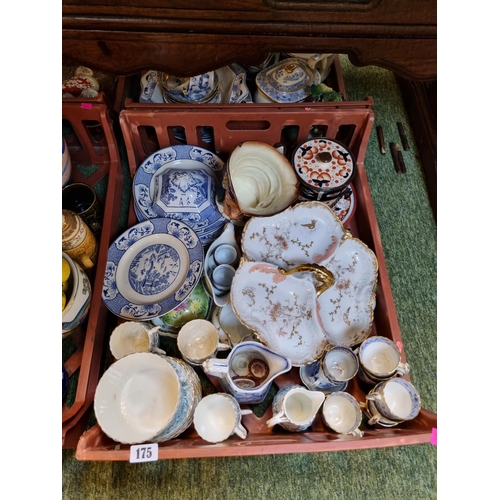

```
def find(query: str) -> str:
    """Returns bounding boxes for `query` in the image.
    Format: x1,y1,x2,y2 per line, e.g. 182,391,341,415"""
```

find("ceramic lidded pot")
62,210,98,269
253,57,321,103
291,137,356,202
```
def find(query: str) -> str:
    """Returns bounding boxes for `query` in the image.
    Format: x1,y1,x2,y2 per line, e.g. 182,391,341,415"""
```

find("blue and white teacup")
358,336,410,380
366,378,421,423
322,392,364,437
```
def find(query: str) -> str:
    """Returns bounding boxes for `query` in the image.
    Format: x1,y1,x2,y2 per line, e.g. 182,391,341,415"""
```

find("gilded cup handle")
278,263,334,297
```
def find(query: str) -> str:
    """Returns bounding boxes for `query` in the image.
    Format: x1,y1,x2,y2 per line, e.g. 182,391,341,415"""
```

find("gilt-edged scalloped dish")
232,201,378,364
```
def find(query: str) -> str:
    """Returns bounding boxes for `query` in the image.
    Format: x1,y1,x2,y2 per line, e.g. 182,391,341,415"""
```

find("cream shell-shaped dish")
240,201,378,348
227,141,299,217
230,261,328,366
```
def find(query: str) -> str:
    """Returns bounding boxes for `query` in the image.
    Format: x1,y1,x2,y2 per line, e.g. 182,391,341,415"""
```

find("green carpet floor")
62,55,437,500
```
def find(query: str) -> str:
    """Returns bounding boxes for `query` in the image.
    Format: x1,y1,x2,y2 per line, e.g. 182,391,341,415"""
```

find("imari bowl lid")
255,58,321,103
292,138,356,193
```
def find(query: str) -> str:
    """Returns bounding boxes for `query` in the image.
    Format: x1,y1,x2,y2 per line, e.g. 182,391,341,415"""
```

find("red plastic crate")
74,98,436,460
62,94,124,448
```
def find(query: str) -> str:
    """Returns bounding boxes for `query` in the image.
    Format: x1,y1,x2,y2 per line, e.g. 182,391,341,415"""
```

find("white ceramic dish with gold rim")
236,201,378,352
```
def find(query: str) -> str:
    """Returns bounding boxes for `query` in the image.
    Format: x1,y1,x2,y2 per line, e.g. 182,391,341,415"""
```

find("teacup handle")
395,362,410,376
350,428,364,438
266,411,287,428
147,325,162,337
202,358,229,378
365,392,382,402
368,413,382,426
234,422,248,440
217,342,232,352
278,263,334,297
151,346,167,356
241,409,253,416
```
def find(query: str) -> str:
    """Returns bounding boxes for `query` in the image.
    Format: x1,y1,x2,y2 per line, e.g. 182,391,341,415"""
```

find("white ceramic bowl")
94,352,181,444
62,252,92,337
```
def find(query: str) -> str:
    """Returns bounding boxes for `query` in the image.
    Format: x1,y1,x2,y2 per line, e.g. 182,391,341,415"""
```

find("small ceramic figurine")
62,66,100,98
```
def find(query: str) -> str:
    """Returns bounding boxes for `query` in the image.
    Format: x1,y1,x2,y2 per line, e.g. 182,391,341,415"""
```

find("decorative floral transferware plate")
235,201,378,358
102,218,204,320
132,145,224,222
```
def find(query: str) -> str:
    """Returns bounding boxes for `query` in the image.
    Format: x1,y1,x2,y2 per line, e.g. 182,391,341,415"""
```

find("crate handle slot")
225,120,271,131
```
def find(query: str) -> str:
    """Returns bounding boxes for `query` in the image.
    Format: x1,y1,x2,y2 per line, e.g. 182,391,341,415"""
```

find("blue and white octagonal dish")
102,218,204,320
132,145,226,246
151,168,227,246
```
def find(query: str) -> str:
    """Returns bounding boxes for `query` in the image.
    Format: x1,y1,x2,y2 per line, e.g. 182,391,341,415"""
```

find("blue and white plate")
133,145,224,222
102,218,204,320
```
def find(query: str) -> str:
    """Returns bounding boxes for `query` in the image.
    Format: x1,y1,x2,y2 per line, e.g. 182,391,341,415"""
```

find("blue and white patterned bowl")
254,57,321,104
102,218,204,321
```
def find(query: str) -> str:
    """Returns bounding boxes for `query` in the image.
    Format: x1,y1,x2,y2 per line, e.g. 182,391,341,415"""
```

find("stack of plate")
132,144,227,247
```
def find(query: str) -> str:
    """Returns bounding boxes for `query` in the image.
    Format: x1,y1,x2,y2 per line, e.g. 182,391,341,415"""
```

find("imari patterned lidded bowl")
253,57,321,104
230,202,378,365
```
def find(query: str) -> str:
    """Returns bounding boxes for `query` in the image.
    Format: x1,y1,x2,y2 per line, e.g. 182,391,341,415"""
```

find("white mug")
193,393,252,443
177,319,231,365
109,321,165,359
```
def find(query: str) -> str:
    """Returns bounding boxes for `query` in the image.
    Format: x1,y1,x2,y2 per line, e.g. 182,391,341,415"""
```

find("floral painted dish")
133,145,224,222
230,261,332,366
102,218,204,320
239,201,378,350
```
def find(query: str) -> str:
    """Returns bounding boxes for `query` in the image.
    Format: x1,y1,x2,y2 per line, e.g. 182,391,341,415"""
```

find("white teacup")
322,347,359,383
266,384,325,432
358,336,410,379
193,393,252,443
366,378,421,422
109,322,165,359
177,319,231,365
322,392,364,437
